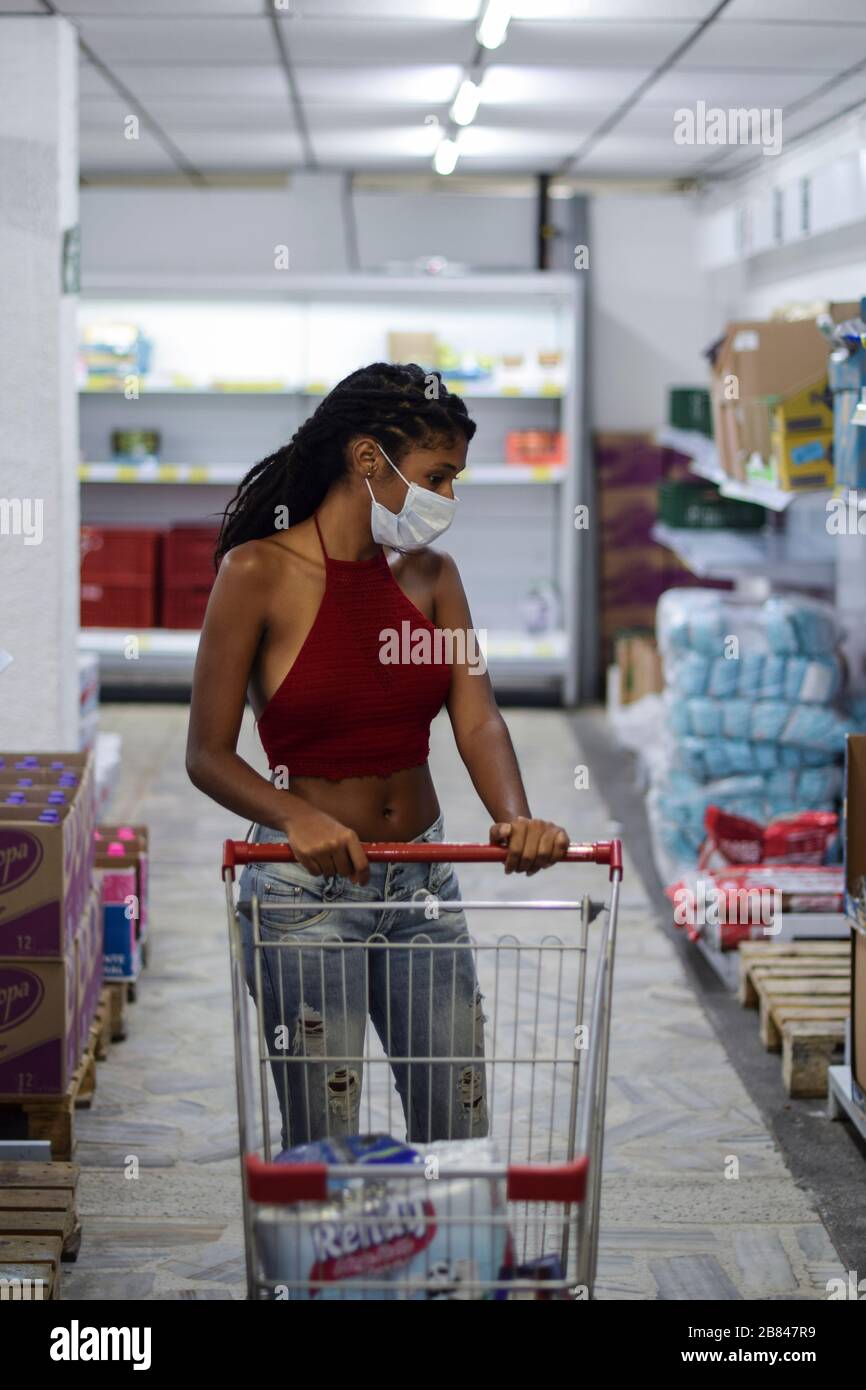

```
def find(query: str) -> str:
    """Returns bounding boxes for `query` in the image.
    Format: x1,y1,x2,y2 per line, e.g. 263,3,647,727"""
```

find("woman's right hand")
283,805,370,884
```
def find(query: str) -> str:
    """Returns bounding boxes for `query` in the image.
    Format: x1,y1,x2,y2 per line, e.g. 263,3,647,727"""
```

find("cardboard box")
712,319,833,402
614,633,664,705
95,857,141,983
387,331,437,367
95,826,149,945
0,804,86,959
0,930,82,1101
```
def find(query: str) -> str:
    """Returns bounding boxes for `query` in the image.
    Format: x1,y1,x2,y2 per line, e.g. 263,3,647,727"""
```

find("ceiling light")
433,137,459,175
477,0,511,50
451,77,481,126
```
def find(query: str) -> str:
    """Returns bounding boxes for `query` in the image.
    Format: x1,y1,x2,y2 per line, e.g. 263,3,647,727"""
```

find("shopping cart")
222,836,622,1300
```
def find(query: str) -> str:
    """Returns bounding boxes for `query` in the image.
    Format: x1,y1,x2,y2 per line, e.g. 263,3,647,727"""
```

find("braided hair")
215,361,476,566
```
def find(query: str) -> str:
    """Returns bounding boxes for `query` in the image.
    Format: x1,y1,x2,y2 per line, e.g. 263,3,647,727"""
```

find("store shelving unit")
77,272,585,699
655,426,832,513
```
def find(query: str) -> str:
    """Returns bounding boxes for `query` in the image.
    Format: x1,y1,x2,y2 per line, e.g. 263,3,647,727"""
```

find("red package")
699,807,837,871
666,865,844,949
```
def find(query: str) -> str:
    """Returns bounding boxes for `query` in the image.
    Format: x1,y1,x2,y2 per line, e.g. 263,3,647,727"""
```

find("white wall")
588,194,714,432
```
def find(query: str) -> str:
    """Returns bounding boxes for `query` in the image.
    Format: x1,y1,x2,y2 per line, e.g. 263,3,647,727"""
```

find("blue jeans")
237,814,488,1150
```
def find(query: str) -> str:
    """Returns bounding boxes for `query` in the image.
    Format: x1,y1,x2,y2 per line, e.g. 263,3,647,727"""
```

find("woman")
186,362,570,1149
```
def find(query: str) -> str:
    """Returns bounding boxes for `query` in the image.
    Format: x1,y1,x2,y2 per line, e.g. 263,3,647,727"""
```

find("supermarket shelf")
79,462,566,486
651,521,834,588
655,427,829,512
80,384,562,401
78,627,568,687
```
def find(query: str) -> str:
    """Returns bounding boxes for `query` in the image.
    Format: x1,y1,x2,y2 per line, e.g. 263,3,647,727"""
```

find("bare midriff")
279,765,441,843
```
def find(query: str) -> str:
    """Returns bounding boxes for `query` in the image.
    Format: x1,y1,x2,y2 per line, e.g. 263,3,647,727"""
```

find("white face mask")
365,445,458,553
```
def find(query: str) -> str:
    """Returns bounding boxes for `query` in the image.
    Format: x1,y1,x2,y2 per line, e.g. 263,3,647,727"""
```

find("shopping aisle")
65,704,846,1300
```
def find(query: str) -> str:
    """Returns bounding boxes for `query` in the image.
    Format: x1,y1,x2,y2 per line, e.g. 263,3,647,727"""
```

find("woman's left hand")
489,817,570,875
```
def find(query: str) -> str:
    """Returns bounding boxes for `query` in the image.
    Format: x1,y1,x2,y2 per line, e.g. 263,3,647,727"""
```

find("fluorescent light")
433,137,459,175
450,77,481,126
477,0,511,50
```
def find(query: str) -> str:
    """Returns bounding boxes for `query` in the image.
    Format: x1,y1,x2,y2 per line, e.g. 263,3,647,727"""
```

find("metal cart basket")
223,836,622,1300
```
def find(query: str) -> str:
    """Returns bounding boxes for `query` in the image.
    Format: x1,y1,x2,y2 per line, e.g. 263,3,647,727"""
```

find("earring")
365,464,377,477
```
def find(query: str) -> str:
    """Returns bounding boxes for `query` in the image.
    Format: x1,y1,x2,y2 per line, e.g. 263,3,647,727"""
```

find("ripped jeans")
237,814,489,1150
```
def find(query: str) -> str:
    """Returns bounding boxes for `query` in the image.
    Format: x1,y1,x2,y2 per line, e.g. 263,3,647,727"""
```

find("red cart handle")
245,1153,588,1205
224,838,622,879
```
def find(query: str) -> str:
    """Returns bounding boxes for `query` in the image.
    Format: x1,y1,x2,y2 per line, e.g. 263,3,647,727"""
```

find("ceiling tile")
512,0,716,13
277,19,473,64
78,127,180,173
291,0,478,17
106,64,289,99
297,65,462,105
137,98,298,128
724,0,866,20
480,65,652,105
503,20,696,66
163,128,305,167
72,16,277,64
0,0,44,9
679,21,866,71
646,69,826,106
58,0,265,13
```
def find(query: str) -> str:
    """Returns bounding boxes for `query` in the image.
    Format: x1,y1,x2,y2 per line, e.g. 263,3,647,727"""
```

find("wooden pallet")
0,1162,80,1300
0,989,113,1161
739,941,850,1096
106,981,129,1043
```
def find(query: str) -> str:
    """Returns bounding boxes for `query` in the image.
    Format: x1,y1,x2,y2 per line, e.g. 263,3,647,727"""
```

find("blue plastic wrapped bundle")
676,651,712,696
764,595,839,656
779,704,851,752
722,698,752,740
750,701,790,743
669,699,690,736
687,697,723,738
754,742,780,771
798,766,843,804
736,651,765,698
707,656,740,698
784,656,840,704
758,654,786,700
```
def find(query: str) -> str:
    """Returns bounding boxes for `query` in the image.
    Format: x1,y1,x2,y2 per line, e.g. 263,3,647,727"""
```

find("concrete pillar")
0,16,80,749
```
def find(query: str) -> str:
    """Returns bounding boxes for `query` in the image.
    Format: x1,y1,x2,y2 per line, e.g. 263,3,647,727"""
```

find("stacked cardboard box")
595,432,728,667
0,752,99,1099
709,307,856,489
93,826,149,982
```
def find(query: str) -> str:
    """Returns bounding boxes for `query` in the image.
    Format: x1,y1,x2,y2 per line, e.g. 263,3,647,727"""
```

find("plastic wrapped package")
255,1134,511,1301
707,655,741,698
764,594,839,656
758,654,786,700
722,699,752,740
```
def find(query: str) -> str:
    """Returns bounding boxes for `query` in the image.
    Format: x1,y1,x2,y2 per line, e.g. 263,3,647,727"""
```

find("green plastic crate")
669,387,713,438
658,480,765,530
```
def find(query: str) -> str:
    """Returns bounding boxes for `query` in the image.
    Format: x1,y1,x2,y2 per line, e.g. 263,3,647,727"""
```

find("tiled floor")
65,704,846,1300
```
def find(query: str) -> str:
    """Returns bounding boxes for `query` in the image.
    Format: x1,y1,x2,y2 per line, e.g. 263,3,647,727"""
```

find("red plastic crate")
161,584,213,630
163,526,220,587
80,527,162,583
81,581,158,629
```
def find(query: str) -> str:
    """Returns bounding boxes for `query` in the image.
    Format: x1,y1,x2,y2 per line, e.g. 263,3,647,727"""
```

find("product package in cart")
253,1134,513,1300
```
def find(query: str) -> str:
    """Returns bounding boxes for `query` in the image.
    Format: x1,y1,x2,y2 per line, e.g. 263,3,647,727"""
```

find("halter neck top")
256,513,453,780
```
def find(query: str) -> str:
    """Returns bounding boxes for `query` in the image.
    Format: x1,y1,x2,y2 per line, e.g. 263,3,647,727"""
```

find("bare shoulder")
220,523,320,588
391,546,459,589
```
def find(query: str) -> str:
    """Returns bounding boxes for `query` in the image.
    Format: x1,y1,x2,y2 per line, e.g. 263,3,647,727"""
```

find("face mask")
365,445,458,553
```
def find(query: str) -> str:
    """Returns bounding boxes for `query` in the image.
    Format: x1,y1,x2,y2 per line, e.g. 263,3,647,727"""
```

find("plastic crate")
163,526,220,587
669,387,713,438
80,526,162,582
161,584,212,630
657,480,765,530
81,581,158,629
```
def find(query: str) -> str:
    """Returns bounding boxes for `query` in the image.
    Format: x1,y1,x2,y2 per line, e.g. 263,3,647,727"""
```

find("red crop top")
256,513,453,780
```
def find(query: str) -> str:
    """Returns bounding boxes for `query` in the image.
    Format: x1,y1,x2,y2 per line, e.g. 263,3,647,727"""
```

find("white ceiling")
3,0,866,180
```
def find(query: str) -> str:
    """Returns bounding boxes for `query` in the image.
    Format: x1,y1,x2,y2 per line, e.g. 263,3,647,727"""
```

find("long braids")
215,362,476,566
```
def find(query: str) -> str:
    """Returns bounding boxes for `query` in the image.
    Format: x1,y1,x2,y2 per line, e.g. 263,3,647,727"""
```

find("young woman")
186,361,570,1149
